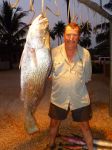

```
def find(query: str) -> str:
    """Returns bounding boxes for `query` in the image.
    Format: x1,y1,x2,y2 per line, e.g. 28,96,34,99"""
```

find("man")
47,22,93,150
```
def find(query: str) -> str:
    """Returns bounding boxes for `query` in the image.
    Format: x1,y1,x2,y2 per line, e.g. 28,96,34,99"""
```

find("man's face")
64,26,80,50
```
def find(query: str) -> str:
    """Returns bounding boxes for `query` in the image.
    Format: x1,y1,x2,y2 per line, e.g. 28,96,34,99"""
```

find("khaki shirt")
51,43,92,110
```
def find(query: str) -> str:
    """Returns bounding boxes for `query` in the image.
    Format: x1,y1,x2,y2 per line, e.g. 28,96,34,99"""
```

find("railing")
99,57,110,76
92,56,110,77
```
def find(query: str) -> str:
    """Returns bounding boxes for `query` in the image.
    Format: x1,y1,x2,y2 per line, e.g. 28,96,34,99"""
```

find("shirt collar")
60,43,68,62
60,43,82,63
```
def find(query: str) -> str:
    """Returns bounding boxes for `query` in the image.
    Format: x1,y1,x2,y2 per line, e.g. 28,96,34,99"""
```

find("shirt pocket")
72,61,83,79
53,60,65,79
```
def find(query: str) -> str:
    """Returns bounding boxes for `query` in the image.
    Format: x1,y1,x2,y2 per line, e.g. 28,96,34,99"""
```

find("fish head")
28,14,50,49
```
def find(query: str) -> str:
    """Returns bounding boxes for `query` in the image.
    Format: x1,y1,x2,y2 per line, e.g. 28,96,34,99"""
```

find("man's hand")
86,82,93,100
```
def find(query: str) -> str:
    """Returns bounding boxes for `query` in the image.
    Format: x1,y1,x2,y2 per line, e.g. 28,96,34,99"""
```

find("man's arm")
86,81,93,100
85,50,93,99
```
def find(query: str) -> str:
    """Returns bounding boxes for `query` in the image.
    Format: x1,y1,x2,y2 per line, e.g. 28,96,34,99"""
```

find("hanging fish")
20,14,51,134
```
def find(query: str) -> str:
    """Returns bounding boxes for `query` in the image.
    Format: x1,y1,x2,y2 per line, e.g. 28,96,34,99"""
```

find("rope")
46,6,60,16
42,0,44,14
78,1,83,25
71,0,75,22
29,0,35,25
67,0,70,22
54,0,57,4
55,0,61,18
30,0,34,12
45,0,60,17
11,0,19,8
87,7,90,31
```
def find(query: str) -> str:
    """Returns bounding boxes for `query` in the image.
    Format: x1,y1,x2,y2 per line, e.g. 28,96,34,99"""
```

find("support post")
109,22,112,116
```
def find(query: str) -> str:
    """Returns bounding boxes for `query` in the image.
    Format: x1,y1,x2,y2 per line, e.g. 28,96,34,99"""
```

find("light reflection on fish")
20,14,51,134
61,135,85,146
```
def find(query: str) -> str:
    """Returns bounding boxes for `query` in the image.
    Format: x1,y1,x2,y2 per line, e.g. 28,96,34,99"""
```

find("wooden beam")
109,22,112,116
78,0,112,22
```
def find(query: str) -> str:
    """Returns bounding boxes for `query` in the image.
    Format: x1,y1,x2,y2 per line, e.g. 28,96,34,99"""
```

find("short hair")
64,22,80,34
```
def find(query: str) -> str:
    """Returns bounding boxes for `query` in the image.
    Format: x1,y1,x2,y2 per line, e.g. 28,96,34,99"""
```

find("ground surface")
0,70,112,150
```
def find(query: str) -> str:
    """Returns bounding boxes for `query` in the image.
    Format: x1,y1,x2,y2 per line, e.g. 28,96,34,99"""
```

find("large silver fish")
20,14,51,134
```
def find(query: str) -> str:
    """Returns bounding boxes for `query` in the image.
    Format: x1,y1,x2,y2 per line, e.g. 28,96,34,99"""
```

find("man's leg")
48,103,68,148
48,118,61,146
71,105,93,150
79,121,93,150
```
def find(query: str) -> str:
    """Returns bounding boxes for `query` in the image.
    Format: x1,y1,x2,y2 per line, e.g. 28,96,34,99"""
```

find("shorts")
48,103,92,122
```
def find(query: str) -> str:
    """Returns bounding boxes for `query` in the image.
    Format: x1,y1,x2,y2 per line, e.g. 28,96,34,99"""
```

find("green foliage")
49,29,55,40
50,21,65,45
79,21,92,48
94,22,109,44
0,0,29,69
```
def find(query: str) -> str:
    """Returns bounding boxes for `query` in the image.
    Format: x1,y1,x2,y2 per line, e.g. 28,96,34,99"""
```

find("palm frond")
13,25,29,38
49,29,56,40
0,0,29,66
79,37,91,48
